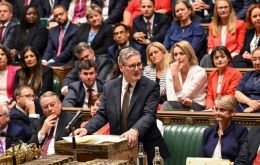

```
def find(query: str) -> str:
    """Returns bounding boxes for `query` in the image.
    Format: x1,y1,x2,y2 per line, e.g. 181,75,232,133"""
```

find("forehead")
0,5,10,11
80,67,96,73
26,7,37,13
53,7,65,14
125,55,141,64
214,50,226,57
175,2,187,9
252,7,260,15
21,88,34,94
253,50,260,57
25,50,35,56
218,0,229,6
140,0,154,6
114,25,126,32
41,95,58,104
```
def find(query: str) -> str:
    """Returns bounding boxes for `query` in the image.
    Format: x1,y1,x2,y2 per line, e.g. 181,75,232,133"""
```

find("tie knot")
87,88,93,92
147,21,151,26
126,84,131,91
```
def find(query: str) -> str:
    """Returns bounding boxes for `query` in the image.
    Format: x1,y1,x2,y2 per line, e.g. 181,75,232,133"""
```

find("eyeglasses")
41,102,56,110
113,31,127,36
19,94,35,99
123,62,142,70
217,6,230,10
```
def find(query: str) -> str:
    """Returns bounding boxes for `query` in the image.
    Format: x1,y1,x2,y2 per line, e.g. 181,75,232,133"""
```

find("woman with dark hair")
11,5,48,59
0,45,19,105
163,0,206,61
233,4,260,68
14,46,53,97
206,46,242,111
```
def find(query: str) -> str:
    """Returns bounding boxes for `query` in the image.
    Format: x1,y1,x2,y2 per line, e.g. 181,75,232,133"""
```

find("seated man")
132,0,171,47
42,5,79,66
10,86,40,142
0,102,31,153
62,59,103,108
108,23,145,64
61,42,109,96
235,126,260,165
30,91,81,157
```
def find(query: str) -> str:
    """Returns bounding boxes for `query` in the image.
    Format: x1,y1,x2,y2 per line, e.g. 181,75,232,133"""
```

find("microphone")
65,110,83,132
0,132,23,143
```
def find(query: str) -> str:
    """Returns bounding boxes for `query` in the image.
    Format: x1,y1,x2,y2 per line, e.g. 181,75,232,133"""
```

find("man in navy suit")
91,0,128,25
42,4,79,66
62,59,103,108
132,0,171,46
0,102,31,152
108,23,146,65
0,2,17,49
74,47,170,164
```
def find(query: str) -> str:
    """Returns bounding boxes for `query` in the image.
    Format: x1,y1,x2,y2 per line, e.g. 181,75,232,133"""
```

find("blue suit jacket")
201,122,248,162
5,122,31,149
108,41,146,64
132,12,171,43
43,22,79,66
1,20,18,49
85,76,170,164
91,0,128,24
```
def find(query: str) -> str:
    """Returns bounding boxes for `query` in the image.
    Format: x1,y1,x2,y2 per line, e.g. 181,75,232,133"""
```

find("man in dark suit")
37,0,70,19
42,4,79,66
0,102,31,152
74,47,170,164
235,126,260,165
62,59,103,108
30,91,80,157
0,1,17,49
132,0,171,46
91,0,128,25
9,86,40,142
108,23,146,64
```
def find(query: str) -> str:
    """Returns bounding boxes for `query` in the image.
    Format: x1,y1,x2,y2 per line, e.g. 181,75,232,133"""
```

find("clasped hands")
133,32,151,45
73,128,139,147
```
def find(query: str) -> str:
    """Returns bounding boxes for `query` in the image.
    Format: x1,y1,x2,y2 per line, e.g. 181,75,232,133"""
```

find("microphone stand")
11,144,16,165
67,126,77,161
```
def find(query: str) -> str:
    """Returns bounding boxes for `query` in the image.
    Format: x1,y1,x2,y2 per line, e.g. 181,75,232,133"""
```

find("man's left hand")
120,128,139,147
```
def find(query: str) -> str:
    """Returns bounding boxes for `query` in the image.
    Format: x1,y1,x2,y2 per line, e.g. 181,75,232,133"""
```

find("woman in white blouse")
162,41,207,111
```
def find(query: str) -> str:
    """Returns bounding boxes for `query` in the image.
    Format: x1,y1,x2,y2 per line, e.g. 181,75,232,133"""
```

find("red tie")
254,150,260,165
42,127,55,158
56,27,64,56
87,88,93,108
24,0,29,5
147,21,152,39
0,26,5,42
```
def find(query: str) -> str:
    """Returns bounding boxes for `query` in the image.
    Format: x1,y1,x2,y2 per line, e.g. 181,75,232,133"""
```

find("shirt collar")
143,14,155,25
122,76,136,90
15,105,28,116
83,81,98,91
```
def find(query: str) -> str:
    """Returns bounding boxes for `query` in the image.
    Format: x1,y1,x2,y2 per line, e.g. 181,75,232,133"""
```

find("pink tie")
42,127,55,158
24,0,29,5
56,27,64,56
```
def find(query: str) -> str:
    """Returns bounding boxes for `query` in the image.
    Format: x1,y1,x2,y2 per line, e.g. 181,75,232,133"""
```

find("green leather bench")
163,125,208,165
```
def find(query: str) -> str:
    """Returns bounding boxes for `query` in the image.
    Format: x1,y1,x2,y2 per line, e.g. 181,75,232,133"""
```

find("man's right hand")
40,114,57,136
73,128,88,137
61,86,68,96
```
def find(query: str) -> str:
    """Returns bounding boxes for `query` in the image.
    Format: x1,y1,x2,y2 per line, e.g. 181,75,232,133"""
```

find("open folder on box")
186,157,232,165
62,135,126,144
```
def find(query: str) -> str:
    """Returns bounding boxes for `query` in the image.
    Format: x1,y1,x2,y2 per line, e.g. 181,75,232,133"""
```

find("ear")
119,63,124,72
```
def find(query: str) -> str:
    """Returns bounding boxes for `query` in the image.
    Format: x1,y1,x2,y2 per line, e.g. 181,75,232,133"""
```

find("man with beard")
42,4,78,66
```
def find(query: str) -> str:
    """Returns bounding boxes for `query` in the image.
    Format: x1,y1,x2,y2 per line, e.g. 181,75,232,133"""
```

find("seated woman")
0,45,19,105
163,0,206,62
162,41,207,111
11,5,48,59
233,4,260,68
200,0,246,67
122,0,172,27
80,93,109,135
235,47,260,113
201,95,248,162
206,46,242,111
68,0,91,25
14,46,53,98
143,42,170,103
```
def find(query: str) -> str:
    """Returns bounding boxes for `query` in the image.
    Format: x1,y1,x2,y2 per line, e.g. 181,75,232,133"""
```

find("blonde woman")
162,41,207,111
200,0,246,67
143,42,170,103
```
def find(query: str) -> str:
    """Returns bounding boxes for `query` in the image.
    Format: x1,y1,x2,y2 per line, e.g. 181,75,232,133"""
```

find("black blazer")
239,28,260,56
13,22,49,55
235,126,260,165
85,76,170,164
62,80,103,107
74,23,115,55
91,0,128,24
132,12,171,43
14,66,53,97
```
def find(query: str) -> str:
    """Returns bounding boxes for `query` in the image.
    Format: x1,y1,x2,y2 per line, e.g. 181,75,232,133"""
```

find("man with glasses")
0,102,31,153
74,47,169,164
10,86,40,143
108,23,145,64
30,91,80,157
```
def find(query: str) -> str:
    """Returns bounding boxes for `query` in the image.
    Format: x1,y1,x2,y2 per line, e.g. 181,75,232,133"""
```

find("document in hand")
62,135,126,144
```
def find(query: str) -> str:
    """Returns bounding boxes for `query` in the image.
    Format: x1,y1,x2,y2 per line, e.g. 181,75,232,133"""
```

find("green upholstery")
53,76,60,96
163,125,208,165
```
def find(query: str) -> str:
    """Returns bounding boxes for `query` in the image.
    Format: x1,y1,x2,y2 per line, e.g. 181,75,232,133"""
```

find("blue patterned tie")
0,140,4,153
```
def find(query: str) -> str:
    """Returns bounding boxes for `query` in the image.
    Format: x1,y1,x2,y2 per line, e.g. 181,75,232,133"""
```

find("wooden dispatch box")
55,140,138,163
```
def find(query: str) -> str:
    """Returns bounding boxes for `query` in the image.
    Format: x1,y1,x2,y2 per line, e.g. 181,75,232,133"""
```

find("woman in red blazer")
200,0,246,67
206,46,242,111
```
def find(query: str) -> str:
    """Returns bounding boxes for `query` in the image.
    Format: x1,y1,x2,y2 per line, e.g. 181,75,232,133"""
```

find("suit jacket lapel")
128,77,145,115
114,78,122,122
91,24,104,48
